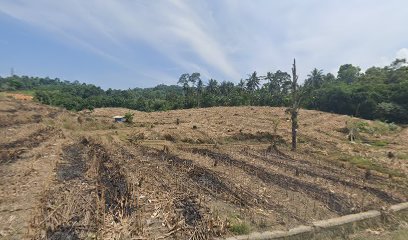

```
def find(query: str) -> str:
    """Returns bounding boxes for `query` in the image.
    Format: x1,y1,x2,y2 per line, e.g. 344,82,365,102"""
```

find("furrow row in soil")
191,148,353,214
245,150,401,204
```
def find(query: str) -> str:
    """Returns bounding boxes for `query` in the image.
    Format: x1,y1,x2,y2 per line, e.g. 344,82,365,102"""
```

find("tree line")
1,59,407,123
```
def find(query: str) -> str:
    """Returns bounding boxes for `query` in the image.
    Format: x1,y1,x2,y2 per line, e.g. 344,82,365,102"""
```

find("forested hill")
1,59,408,123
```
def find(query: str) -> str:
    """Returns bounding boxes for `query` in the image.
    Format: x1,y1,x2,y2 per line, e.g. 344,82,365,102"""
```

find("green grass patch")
396,153,408,160
229,222,251,235
373,120,400,133
227,213,251,235
371,140,389,147
353,121,370,132
347,120,401,138
340,156,404,178
367,140,389,147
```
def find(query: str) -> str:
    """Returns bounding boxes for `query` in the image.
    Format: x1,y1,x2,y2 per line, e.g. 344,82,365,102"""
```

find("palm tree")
305,68,324,88
264,71,279,94
219,81,234,95
206,79,218,94
196,79,204,93
246,71,260,92
237,79,246,91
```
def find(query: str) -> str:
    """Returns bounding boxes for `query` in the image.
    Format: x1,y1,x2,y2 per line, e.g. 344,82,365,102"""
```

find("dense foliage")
1,59,407,123
302,60,408,123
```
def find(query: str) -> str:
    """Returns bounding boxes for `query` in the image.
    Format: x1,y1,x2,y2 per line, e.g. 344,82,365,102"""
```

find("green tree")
271,70,291,94
178,73,190,92
304,68,324,88
219,81,234,95
189,72,201,88
337,64,361,84
237,79,246,91
246,71,260,92
196,78,204,107
375,102,408,122
324,73,336,83
206,79,219,94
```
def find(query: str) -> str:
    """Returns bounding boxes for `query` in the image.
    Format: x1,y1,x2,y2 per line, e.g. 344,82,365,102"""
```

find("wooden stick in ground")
291,58,299,151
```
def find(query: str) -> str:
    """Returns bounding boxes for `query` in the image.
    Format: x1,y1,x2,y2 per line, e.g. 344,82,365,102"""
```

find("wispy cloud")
0,0,407,87
0,0,240,83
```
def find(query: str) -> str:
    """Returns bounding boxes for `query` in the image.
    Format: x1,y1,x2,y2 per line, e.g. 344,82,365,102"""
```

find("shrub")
349,119,400,136
371,120,400,134
229,222,250,235
388,122,399,131
124,112,134,123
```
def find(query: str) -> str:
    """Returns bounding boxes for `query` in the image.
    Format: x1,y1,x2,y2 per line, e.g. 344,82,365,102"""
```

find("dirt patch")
191,148,353,214
46,225,80,240
229,131,285,143
5,93,34,101
33,139,101,239
143,147,307,226
57,143,87,181
34,139,137,239
111,145,232,238
174,196,202,226
0,127,58,164
142,147,252,207
88,143,135,220
0,108,17,113
0,115,39,127
48,110,62,119
2,99,408,239
247,151,401,204
34,182,101,239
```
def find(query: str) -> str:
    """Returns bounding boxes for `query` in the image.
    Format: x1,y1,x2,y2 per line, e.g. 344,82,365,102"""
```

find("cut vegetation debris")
1,97,408,239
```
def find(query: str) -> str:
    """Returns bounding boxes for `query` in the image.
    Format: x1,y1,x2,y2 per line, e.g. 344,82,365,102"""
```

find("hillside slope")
1,96,407,239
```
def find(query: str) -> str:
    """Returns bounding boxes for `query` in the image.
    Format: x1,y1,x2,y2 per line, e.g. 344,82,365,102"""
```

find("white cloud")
375,48,408,69
0,0,408,86
0,0,240,83
396,48,408,60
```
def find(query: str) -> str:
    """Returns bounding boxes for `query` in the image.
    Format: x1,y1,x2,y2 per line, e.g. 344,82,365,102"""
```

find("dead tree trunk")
291,59,299,151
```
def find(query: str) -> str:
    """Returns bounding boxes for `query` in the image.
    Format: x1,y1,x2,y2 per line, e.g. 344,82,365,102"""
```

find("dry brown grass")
1,98,408,239
5,93,34,101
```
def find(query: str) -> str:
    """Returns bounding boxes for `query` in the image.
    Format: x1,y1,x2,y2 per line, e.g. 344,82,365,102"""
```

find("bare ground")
0,97,407,239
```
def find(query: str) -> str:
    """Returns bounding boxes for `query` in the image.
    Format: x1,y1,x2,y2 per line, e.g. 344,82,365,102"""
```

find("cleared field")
0,97,407,239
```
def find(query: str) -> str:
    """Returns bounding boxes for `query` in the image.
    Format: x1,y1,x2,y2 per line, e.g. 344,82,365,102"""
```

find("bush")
372,120,400,134
124,112,134,123
351,120,400,135
388,122,399,131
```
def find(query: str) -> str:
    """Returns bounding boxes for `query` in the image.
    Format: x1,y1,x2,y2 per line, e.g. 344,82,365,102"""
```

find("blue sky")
0,0,407,89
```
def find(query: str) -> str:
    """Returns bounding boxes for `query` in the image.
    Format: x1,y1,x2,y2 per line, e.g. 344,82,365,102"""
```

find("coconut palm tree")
246,71,260,92
305,68,324,88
